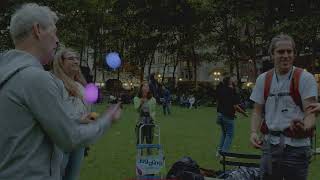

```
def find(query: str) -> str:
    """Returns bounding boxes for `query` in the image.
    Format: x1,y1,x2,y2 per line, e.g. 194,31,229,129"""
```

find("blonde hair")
52,48,83,98
269,34,296,56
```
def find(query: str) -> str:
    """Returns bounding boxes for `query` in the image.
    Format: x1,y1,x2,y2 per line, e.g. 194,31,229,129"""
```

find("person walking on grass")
216,76,248,156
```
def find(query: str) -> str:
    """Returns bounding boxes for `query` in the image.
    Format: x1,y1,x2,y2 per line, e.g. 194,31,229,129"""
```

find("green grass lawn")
80,104,320,180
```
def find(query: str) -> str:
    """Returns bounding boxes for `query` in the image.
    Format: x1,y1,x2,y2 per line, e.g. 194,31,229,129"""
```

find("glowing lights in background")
213,71,221,81
213,72,221,76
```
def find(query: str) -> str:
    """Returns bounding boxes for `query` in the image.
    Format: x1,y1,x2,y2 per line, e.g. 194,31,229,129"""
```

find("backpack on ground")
166,157,204,180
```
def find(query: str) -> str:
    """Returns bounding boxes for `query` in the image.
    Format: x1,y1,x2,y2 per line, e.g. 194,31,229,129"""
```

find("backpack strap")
263,67,303,109
261,69,274,135
263,69,274,103
290,67,303,111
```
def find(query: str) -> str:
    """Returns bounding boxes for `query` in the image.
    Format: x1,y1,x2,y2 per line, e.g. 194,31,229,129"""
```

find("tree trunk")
252,26,258,78
187,58,192,80
92,11,101,83
139,56,146,83
117,68,120,80
92,31,98,83
248,24,258,78
93,48,97,83
229,61,234,74
161,53,169,84
191,46,198,89
233,42,241,85
223,13,234,76
148,52,155,78
172,51,179,85
162,63,167,84
312,38,317,72
80,42,85,66
235,59,241,87
140,66,144,83
252,57,258,77
86,47,89,67
117,39,125,81
102,69,105,82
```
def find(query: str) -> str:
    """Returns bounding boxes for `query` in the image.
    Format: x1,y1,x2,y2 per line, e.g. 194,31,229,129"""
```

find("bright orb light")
105,52,121,69
84,83,99,104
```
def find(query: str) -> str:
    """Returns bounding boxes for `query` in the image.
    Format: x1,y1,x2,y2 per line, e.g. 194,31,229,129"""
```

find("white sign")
136,155,164,175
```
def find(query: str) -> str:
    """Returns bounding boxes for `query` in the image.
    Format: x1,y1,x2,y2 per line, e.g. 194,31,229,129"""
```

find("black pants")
162,102,171,115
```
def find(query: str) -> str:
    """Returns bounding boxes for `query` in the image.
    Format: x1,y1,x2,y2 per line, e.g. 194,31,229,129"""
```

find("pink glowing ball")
84,83,99,104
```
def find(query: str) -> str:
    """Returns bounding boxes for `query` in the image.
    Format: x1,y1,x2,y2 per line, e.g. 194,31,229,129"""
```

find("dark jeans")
162,103,171,115
260,143,311,180
217,113,234,152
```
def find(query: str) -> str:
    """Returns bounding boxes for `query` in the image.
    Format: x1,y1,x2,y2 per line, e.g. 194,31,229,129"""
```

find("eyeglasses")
63,56,80,61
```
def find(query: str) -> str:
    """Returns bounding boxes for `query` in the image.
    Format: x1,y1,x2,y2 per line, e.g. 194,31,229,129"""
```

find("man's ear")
31,23,41,40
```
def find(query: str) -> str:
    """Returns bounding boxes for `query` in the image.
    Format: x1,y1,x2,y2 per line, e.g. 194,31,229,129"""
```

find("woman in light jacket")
134,81,156,154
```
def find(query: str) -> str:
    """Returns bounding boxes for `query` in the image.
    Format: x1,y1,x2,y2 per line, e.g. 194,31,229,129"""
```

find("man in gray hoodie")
0,3,121,180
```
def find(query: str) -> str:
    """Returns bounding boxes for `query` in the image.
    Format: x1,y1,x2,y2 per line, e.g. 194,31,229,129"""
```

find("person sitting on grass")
188,94,196,109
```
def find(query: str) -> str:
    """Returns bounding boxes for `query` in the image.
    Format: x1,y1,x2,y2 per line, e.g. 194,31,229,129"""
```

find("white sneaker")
215,151,222,160
215,151,220,157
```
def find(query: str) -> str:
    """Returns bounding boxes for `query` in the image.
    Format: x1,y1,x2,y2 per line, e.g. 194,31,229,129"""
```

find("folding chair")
218,151,261,178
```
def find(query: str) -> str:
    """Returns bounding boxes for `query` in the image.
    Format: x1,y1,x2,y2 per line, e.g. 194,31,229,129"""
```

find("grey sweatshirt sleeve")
23,70,111,152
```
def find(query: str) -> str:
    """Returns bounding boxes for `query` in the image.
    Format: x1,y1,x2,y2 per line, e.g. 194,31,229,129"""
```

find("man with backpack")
249,34,317,180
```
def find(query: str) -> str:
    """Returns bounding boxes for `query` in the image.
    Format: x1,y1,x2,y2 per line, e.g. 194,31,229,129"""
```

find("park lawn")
80,104,320,180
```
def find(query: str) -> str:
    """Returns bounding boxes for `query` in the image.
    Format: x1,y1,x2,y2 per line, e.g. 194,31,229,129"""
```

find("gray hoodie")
0,50,111,180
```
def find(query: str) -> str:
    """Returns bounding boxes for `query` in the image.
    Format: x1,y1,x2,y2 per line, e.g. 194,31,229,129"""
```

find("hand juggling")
107,102,122,123
88,112,99,120
80,113,95,124
306,103,320,114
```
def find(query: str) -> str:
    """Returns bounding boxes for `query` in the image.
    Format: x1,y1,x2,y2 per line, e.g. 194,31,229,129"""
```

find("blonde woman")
52,48,91,180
